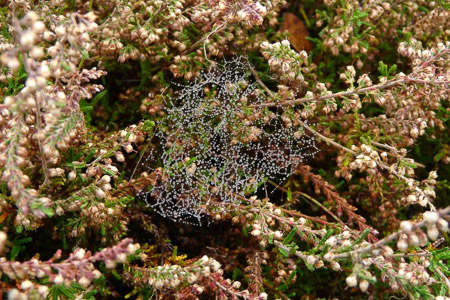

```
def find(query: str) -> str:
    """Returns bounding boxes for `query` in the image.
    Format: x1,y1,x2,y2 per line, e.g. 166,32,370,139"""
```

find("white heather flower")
68,170,77,181
359,280,369,292
251,229,261,237
383,246,394,257
307,255,317,265
428,170,438,179
260,41,270,49
346,274,358,287
8,289,20,299
231,281,241,289
154,279,164,289
54,274,64,285
323,252,335,261
5,57,20,71
55,26,66,37
26,77,37,90
331,261,341,271
115,151,125,162
30,46,44,59
342,231,351,239
437,219,449,232
397,238,408,252
124,144,134,153
408,234,420,246
274,231,283,240
78,276,91,288
127,243,138,254
188,273,199,284
0,231,6,244
117,253,128,263
93,270,102,279
95,188,106,199
281,39,290,47
32,21,46,33
211,259,221,271
20,31,36,47
400,221,413,233
346,65,356,77
423,211,439,223
101,175,111,183
20,280,33,290
427,225,439,241
259,292,268,300
105,260,116,269
37,285,49,297
74,248,86,260
325,236,337,247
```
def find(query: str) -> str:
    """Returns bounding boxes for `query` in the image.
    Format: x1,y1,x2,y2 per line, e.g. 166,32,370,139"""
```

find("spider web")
138,57,319,225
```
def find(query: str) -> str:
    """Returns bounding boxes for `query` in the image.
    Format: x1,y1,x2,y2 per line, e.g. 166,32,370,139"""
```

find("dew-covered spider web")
138,57,319,225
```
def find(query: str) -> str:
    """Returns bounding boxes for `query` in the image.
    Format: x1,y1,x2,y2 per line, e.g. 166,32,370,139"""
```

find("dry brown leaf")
281,12,313,52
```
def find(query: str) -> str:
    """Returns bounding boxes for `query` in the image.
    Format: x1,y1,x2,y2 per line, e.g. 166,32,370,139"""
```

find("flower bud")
307,255,317,265
423,211,439,223
20,31,36,47
359,280,369,292
400,221,413,233
346,274,358,287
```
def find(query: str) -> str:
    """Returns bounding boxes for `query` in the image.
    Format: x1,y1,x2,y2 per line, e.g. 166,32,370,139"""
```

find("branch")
334,206,450,259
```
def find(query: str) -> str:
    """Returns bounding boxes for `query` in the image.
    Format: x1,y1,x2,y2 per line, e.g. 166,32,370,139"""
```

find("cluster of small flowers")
45,124,146,241
1,233,138,298
316,0,384,58
7,281,50,300
335,208,450,293
397,211,448,252
146,255,221,290
94,0,283,80
260,39,313,86
400,170,438,207
391,43,449,134
345,273,372,293
403,6,449,44
209,271,269,300
316,0,442,60
397,38,431,60
0,10,106,223
370,256,435,292
315,83,338,114
241,198,324,248
213,0,268,27
69,123,144,185
349,144,381,176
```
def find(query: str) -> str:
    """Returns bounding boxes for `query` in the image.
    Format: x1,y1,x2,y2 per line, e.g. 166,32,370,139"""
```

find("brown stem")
251,78,450,108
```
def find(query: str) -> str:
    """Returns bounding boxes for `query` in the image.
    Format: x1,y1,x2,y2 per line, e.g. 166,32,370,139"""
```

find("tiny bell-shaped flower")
359,280,369,292
423,211,439,223
397,236,408,252
346,274,358,287
400,221,413,233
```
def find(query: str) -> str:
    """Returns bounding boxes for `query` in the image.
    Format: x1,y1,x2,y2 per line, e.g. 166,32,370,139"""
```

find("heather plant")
0,0,449,299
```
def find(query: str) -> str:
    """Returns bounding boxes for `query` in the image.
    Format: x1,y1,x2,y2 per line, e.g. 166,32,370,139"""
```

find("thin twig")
251,78,450,108
130,123,159,180
248,63,273,97
181,22,227,55
371,141,425,168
